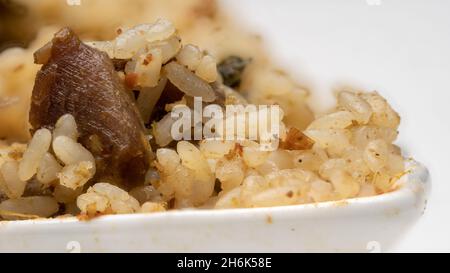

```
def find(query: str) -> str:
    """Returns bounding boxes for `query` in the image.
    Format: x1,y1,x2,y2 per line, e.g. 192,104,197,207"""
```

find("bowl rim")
0,159,429,227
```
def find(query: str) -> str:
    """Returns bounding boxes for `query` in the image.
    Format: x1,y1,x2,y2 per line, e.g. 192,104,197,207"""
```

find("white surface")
0,161,428,252
220,0,450,252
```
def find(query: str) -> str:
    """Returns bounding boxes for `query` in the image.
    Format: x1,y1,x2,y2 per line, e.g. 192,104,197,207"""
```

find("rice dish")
0,0,405,220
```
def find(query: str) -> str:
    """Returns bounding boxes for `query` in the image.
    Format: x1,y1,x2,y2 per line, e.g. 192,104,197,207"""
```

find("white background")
221,0,450,252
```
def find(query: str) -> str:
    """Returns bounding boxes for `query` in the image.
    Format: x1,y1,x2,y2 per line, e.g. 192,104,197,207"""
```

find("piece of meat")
30,27,152,188
280,127,315,150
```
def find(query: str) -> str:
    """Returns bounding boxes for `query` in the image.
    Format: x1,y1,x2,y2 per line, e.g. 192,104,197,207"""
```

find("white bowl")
0,159,429,252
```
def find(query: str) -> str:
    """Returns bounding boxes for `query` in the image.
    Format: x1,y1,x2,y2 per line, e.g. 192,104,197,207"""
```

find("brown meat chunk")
29,27,152,188
280,127,315,150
